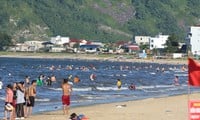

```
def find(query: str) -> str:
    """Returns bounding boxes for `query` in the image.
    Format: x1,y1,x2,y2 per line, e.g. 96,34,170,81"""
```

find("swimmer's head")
31,80,37,85
6,84,12,89
63,78,69,83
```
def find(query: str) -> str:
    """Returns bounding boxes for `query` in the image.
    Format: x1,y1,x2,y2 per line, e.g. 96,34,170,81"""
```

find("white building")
24,41,44,51
135,36,150,45
50,36,70,45
149,34,169,50
189,26,200,55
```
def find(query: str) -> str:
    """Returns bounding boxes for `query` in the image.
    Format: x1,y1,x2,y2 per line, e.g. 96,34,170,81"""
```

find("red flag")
188,58,200,86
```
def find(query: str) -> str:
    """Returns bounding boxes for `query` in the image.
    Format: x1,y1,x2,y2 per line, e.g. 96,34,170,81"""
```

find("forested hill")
0,0,200,43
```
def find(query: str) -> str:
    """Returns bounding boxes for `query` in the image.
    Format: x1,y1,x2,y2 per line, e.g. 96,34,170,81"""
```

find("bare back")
62,83,71,96
28,85,36,97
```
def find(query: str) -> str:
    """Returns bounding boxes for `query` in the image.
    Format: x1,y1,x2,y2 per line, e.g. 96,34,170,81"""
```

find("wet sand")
25,93,199,120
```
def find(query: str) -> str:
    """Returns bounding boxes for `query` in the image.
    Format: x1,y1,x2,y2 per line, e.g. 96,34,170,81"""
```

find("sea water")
0,57,196,118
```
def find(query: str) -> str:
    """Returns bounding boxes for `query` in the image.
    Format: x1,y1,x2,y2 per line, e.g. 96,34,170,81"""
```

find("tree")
164,34,179,53
139,44,149,51
0,32,12,50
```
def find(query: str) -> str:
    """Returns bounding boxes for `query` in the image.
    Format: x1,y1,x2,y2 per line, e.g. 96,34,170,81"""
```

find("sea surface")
0,57,196,118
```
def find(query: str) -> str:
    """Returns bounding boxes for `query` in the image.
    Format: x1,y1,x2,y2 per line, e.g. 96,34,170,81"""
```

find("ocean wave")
48,87,92,92
150,72,156,75
137,85,155,89
35,98,50,102
73,87,92,92
48,88,62,91
174,73,188,77
137,85,173,90
0,96,5,101
96,86,128,91
79,95,106,100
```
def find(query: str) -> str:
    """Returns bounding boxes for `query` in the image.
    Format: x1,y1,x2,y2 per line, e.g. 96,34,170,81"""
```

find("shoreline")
0,52,188,65
24,92,199,120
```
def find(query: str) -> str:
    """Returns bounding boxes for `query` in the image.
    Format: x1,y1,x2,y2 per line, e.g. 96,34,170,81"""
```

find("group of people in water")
117,79,136,90
1,63,187,120
4,76,37,120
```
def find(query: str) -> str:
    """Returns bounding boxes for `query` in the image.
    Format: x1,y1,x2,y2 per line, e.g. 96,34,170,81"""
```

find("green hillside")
0,0,199,43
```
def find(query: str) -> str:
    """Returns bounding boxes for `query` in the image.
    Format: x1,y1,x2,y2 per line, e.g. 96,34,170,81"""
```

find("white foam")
48,88,62,91
137,85,173,90
122,74,127,76
0,96,5,101
96,86,128,91
48,87,92,92
150,72,156,75
73,87,92,92
35,98,50,102
137,85,155,89
68,82,73,85
155,85,174,88
174,74,188,77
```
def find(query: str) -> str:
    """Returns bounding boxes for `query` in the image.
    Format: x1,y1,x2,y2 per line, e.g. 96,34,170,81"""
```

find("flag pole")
186,33,191,120
187,67,190,120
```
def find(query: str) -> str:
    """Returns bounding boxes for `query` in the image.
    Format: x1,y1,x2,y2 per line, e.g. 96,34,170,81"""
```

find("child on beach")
4,84,14,120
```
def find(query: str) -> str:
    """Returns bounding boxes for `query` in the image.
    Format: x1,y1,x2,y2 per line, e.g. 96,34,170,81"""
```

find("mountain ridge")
0,0,199,43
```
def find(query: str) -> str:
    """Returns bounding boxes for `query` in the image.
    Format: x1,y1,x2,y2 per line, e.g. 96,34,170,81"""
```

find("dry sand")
24,93,200,120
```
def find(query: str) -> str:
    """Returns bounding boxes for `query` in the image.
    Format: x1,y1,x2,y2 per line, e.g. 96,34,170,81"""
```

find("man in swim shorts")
61,78,72,115
26,80,37,117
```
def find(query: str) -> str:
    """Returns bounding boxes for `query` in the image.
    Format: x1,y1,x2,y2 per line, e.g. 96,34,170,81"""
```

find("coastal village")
2,1,200,120
7,26,200,59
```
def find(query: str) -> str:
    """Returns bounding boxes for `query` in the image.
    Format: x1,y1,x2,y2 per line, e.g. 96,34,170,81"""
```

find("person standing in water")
174,76,180,86
61,78,72,115
36,74,44,86
16,82,25,119
117,79,122,89
25,76,30,86
26,80,37,117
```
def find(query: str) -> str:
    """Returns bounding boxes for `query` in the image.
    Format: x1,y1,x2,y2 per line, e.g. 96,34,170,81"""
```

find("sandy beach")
23,93,199,120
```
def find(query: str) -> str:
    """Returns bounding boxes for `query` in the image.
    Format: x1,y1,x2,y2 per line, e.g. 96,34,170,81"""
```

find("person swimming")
89,74,96,81
73,76,80,83
174,76,179,86
117,79,122,89
128,83,136,90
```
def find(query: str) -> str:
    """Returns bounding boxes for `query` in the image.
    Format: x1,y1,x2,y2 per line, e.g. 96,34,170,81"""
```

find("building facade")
50,36,70,45
149,34,169,50
189,26,200,55
135,36,150,45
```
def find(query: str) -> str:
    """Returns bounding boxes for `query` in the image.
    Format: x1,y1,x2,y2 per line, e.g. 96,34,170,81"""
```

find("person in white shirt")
16,82,25,119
